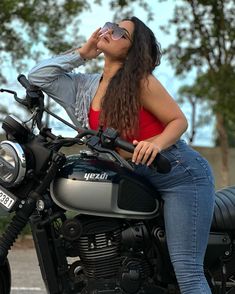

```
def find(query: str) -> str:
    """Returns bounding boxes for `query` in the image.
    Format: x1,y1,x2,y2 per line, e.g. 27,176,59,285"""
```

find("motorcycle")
0,75,235,294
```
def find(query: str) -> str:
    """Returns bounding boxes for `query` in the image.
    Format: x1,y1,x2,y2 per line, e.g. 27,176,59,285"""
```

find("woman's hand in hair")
132,140,161,166
77,28,103,60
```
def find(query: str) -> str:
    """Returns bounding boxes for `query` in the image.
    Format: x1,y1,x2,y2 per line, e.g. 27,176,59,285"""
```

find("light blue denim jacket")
28,51,102,128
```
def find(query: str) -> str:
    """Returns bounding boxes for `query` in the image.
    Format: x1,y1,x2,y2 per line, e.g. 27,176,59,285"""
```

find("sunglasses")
100,22,132,42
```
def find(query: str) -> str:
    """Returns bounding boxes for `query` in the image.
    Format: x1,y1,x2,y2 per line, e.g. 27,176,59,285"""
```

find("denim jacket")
28,52,102,128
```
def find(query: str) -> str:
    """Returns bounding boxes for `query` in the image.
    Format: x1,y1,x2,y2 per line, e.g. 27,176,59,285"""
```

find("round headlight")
0,141,26,187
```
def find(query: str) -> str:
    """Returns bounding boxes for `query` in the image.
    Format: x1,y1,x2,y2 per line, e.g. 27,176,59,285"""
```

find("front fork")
30,211,74,294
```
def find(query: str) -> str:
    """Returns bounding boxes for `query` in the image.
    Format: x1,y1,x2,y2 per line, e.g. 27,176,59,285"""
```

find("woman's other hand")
78,28,103,60
132,140,161,166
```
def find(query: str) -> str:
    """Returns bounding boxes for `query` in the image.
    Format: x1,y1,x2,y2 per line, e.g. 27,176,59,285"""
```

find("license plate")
0,185,16,211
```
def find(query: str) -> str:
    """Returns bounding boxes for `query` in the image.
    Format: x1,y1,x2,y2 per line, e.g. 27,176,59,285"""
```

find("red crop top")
89,106,165,142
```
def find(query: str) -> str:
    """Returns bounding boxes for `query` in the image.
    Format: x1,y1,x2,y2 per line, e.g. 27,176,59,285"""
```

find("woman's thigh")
133,140,215,261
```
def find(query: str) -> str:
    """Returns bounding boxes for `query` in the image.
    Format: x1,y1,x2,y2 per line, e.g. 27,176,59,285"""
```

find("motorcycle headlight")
0,141,26,187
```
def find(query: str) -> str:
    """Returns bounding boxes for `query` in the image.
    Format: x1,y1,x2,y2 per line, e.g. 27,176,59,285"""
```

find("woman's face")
97,20,134,61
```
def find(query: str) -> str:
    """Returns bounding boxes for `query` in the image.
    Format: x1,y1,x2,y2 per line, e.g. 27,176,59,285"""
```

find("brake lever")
0,88,28,107
86,136,134,171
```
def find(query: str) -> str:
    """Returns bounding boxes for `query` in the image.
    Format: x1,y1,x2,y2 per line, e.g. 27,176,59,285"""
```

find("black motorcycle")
0,75,235,294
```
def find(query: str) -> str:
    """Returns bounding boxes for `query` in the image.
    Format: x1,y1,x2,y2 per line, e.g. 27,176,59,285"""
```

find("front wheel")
0,258,11,294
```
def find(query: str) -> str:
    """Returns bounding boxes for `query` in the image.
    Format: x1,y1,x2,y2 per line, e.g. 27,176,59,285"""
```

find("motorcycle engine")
62,216,152,293
77,216,122,279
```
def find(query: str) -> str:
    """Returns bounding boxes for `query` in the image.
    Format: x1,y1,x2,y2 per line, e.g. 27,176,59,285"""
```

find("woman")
28,17,215,293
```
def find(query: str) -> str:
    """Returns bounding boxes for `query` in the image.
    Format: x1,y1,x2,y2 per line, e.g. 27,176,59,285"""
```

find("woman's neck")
102,58,123,82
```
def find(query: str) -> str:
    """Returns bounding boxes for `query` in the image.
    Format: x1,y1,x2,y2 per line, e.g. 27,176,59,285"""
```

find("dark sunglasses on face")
100,22,132,42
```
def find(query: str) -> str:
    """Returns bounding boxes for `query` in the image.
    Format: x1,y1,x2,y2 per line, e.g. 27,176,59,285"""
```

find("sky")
1,0,215,146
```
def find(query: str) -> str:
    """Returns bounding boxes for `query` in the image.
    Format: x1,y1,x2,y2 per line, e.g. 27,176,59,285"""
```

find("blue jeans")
133,140,215,294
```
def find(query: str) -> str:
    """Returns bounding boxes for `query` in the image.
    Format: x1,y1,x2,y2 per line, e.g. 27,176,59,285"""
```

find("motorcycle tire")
0,258,11,294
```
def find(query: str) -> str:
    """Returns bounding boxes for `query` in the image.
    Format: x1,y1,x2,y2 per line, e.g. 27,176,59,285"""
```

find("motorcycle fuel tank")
50,152,159,219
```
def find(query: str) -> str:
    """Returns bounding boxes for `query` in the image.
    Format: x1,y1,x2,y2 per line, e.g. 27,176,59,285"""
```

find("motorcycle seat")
211,185,235,231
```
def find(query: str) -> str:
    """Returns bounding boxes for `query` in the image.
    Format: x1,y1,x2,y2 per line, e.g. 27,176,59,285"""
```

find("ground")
12,235,34,249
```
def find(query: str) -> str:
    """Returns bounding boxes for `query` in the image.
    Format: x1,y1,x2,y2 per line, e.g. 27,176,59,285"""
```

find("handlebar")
17,74,44,110
17,74,32,90
115,136,171,174
91,128,171,174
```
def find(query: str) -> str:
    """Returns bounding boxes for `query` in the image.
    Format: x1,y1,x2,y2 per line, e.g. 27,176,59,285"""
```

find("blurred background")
0,0,235,189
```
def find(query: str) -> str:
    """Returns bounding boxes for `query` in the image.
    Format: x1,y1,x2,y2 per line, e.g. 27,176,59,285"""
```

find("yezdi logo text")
84,173,109,181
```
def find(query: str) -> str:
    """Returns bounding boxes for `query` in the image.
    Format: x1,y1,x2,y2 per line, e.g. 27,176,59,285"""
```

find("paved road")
8,247,46,294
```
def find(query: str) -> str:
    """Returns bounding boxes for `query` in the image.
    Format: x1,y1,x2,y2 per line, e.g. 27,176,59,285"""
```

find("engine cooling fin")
77,217,122,279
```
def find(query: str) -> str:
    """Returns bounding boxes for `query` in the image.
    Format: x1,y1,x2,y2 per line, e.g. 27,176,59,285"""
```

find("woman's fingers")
132,141,147,164
80,28,103,59
136,144,148,165
132,141,160,166
146,147,158,166
132,140,140,163
92,27,101,38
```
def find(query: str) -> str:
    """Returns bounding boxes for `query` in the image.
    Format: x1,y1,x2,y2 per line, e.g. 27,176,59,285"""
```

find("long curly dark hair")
99,16,162,139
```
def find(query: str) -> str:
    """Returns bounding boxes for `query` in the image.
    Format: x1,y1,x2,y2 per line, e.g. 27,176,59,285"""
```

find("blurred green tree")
160,0,235,186
177,84,212,145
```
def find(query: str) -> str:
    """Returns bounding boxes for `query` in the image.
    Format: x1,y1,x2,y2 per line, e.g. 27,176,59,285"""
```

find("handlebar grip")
115,137,171,174
17,74,31,90
115,137,134,153
151,153,172,174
